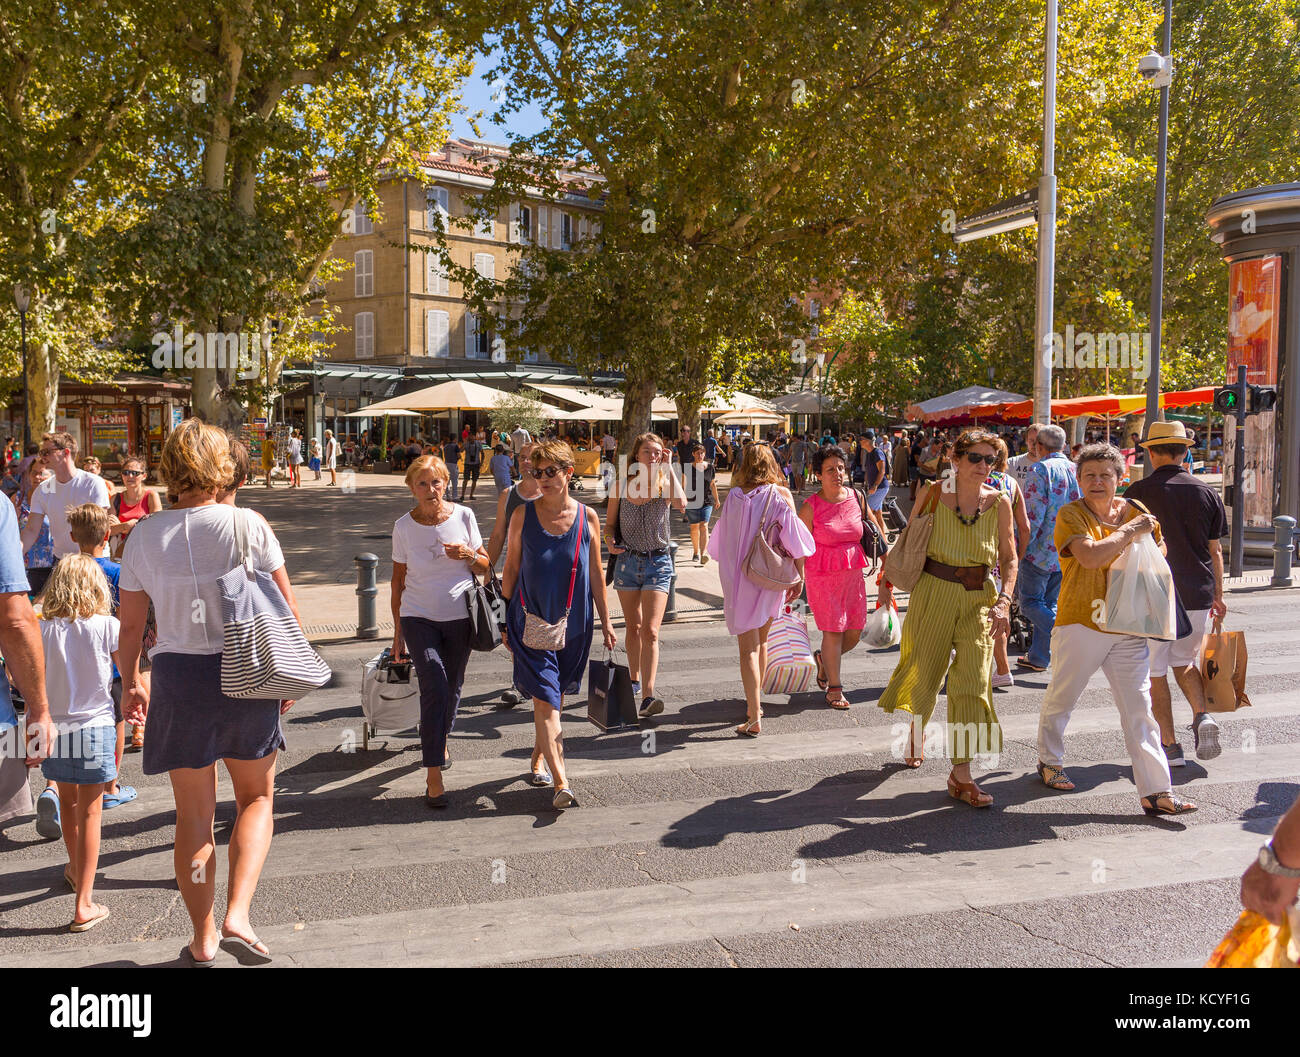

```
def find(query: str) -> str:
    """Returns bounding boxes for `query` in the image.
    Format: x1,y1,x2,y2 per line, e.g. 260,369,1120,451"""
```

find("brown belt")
923,558,989,592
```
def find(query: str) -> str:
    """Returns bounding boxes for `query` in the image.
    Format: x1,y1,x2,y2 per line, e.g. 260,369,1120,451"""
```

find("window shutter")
426,310,449,357
425,186,448,231
355,201,373,236
427,254,448,295
474,253,495,280
355,312,374,358
466,312,477,357
578,216,587,244
354,250,373,297
553,211,563,249
508,202,520,243
538,206,548,248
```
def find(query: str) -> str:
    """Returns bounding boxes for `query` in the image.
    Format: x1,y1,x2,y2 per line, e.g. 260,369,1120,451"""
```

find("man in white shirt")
510,426,531,474
1006,423,1042,490
601,431,616,463
21,432,110,559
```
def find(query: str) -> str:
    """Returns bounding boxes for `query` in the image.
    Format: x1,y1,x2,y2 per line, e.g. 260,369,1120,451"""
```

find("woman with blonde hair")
503,440,616,807
605,431,686,718
117,418,305,966
390,454,489,807
706,442,816,736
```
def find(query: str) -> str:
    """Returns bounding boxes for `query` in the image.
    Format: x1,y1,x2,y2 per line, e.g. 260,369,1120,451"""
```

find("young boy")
66,503,136,807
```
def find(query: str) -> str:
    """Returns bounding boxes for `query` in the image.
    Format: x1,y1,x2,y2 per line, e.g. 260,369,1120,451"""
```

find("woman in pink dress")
706,443,816,736
797,445,867,709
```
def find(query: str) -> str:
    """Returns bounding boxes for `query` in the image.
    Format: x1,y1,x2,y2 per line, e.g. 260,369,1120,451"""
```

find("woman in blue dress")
503,439,616,809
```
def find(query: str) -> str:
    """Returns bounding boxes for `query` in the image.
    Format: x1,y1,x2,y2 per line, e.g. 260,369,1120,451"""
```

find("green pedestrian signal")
1212,387,1241,414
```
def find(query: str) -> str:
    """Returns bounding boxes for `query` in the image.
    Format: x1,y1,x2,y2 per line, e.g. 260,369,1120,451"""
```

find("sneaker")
631,680,641,698
500,687,522,707
552,787,578,810
639,696,665,719
1163,741,1186,768
991,671,1014,689
701,553,710,566
35,788,61,839
1193,712,1222,761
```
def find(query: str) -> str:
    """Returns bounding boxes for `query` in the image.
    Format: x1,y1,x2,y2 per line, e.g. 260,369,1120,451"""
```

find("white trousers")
1036,623,1172,798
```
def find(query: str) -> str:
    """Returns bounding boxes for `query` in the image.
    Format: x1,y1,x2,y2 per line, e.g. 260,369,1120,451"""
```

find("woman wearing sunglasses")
503,440,616,809
605,433,687,719
876,428,1017,807
107,456,162,561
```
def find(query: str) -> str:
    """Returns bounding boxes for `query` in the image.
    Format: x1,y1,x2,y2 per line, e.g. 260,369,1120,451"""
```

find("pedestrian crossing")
1,587,1296,967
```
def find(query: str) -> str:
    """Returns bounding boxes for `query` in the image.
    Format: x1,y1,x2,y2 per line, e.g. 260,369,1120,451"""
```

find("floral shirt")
1022,452,1080,573
17,493,54,569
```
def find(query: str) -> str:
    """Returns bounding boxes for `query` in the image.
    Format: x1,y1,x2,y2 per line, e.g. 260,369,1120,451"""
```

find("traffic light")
1249,385,1278,414
1213,384,1245,415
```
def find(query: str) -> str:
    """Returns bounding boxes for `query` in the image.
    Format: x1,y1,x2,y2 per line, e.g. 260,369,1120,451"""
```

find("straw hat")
1139,421,1194,448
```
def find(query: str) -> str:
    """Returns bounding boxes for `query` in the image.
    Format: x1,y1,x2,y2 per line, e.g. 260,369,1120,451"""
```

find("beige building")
319,139,605,367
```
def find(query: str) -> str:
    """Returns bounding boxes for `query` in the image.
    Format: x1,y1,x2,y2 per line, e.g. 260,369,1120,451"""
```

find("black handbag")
587,650,639,731
855,488,887,561
466,569,504,652
605,511,623,586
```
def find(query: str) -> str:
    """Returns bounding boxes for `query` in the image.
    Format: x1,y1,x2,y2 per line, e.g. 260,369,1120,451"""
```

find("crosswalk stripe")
6,813,1278,968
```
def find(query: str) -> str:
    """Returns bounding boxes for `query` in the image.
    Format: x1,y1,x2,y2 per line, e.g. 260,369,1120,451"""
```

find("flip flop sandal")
63,867,76,892
220,932,273,965
180,945,216,968
825,686,850,710
813,650,828,690
69,907,110,933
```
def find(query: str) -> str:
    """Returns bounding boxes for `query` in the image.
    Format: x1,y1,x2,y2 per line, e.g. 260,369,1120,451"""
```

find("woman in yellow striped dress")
877,429,1018,807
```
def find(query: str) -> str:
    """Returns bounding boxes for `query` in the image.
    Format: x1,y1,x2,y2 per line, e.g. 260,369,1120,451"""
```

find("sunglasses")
122,470,144,478
529,465,568,479
38,448,65,457
964,452,997,467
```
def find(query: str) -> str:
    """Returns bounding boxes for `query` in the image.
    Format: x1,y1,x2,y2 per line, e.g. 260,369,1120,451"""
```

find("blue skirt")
142,653,285,774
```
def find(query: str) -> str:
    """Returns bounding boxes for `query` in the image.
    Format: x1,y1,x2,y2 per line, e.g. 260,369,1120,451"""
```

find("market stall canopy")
771,390,835,413
995,386,1217,422
526,384,624,420
905,386,1027,425
343,407,421,418
714,408,788,426
357,378,564,417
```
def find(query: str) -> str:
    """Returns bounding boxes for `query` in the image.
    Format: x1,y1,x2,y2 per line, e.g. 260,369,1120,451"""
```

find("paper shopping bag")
1201,619,1252,713
588,651,639,732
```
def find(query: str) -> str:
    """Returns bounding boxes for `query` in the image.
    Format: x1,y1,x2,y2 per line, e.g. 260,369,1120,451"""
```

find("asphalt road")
3,560,1296,967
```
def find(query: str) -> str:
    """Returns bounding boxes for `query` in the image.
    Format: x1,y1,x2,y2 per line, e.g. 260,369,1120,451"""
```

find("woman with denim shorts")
682,442,720,565
605,433,685,719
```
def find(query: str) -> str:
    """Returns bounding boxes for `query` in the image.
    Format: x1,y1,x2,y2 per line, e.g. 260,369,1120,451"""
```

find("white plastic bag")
1100,533,1175,639
864,602,903,648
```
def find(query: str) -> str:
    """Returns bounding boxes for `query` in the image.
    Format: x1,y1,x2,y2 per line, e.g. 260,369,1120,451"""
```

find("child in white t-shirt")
38,553,123,933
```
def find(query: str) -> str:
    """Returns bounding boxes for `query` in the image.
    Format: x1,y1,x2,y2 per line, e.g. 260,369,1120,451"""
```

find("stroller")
882,497,908,545
1007,600,1034,655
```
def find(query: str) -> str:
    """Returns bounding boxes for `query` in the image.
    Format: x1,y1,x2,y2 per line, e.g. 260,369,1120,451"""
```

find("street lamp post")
1033,0,1058,427
13,284,31,450
1142,0,1174,473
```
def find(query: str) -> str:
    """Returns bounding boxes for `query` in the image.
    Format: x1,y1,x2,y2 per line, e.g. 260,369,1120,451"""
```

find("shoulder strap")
233,505,253,569
562,505,585,610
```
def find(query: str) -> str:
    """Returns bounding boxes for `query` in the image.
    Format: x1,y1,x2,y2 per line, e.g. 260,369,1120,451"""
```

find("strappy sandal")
813,649,828,690
903,724,923,768
1037,761,1075,791
736,718,761,737
947,772,993,808
825,685,850,710
1141,791,1198,816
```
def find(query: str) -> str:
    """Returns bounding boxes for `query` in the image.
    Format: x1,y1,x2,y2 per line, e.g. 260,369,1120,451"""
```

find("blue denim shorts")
613,550,674,593
40,723,118,785
683,504,713,524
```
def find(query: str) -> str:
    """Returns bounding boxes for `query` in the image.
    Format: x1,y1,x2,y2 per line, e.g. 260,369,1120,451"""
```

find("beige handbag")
882,484,942,590
520,505,586,650
743,487,802,592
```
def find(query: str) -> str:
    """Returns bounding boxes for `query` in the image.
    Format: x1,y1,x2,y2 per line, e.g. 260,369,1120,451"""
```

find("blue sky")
449,47,550,144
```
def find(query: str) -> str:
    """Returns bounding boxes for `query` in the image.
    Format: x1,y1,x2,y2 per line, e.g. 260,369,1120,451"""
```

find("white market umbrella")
358,378,563,416
904,385,1025,425
715,409,787,427
771,390,834,413
344,408,421,417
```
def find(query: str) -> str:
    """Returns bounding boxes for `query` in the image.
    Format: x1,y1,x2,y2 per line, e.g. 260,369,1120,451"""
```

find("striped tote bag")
218,508,331,699
761,605,816,695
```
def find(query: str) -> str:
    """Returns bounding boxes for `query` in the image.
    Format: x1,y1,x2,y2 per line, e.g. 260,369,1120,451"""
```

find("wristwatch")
1257,841,1300,878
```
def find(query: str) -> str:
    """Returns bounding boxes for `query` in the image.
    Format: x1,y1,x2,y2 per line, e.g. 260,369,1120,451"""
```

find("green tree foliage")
489,390,552,438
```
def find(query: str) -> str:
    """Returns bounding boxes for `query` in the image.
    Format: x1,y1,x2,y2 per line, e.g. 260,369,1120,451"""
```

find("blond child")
38,553,124,931
67,503,138,803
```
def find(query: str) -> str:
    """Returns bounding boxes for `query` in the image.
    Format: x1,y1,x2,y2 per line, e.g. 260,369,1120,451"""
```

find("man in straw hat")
1124,420,1228,765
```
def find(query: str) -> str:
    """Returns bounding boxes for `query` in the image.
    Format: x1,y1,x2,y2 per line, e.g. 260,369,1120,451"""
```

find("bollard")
664,540,680,622
1271,516,1296,588
355,553,379,639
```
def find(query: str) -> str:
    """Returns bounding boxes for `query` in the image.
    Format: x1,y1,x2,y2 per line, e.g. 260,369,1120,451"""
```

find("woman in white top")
287,430,303,489
324,429,339,487
390,454,489,809
117,419,303,967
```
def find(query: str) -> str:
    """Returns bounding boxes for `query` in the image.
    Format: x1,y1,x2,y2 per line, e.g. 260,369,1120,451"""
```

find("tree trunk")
28,337,58,438
673,395,702,445
619,374,656,452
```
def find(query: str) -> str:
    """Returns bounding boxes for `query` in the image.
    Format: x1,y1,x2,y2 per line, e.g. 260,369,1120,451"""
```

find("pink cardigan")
707,483,817,635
